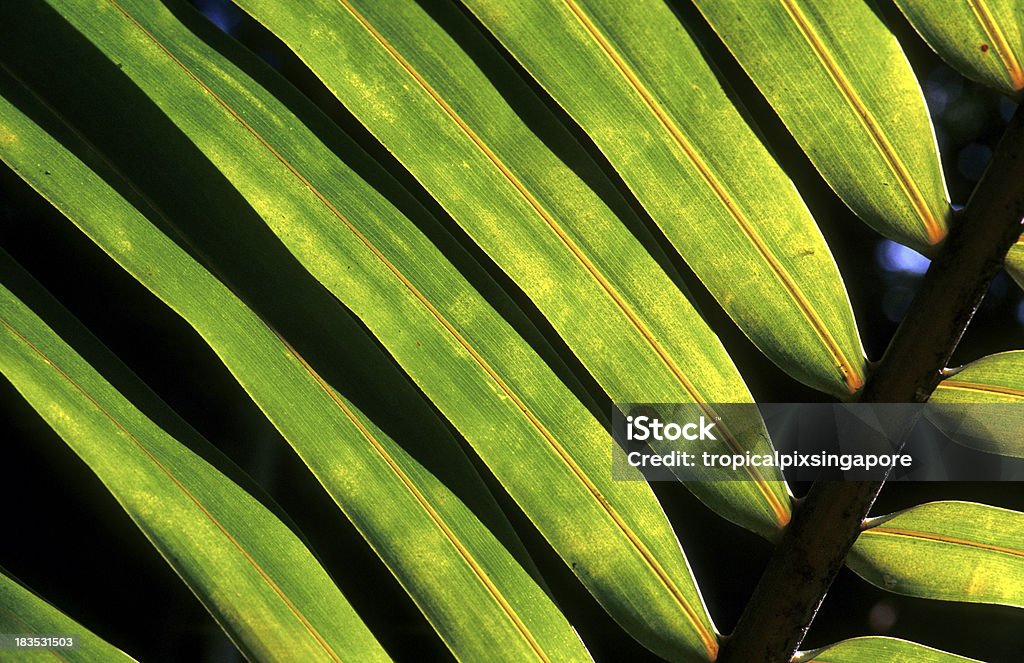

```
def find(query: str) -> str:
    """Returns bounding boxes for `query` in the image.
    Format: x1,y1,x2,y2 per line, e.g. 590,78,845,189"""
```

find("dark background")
2,0,1023,661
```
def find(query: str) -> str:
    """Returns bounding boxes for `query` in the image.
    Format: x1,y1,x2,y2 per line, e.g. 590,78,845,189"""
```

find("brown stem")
717,106,1024,663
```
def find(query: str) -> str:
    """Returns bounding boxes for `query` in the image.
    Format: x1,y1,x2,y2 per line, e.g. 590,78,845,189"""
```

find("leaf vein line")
274,333,550,662
966,0,1024,90
936,380,1024,398
779,0,943,243
865,526,1024,558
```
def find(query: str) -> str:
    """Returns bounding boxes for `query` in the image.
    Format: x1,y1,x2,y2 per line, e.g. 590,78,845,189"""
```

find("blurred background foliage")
1,0,1022,660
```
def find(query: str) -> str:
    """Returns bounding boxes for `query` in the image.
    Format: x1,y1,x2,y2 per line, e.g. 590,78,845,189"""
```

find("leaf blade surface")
895,0,1024,96
4,2,716,657
0,570,136,663
232,0,791,541
797,636,979,662
929,350,1024,457
0,264,388,663
463,0,866,398
850,501,1024,608
0,72,588,662
1006,235,1024,288
694,0,951,251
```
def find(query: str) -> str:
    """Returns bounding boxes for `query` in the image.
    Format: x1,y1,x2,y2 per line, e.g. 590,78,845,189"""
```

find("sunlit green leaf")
849,501,1024,608
463,0,866,399
929,350,1024,457
895,0,1024,97
0,261,388,662
0,569,135,662
231,0,791,544
694,0,951,252
3,3,717,658
0,78,593,663
796,636,979,662
933,351,1024,405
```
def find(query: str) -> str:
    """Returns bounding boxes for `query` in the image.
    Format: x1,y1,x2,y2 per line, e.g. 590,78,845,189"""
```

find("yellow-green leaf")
0,262,388,663
849,501,1024,607
463,0,866,398
1006,234,1024,288
0,570,135,662
930,350,1024,457
694,0,951,252
895,0,1024,97
4,3,717,658
0,76,594,662
933,351,1024,404
796,636,979,662
232,0,791,541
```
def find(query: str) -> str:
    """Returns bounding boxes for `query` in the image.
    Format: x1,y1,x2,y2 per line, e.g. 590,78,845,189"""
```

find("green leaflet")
895,0,1024,97
796,636,979,663
5,3,718,659
849,501,1024,608
463,0,866,398
0,75,592,662
0,570,135,662
232,0,791,540
1007,235,1024,288
930,351,1024,457
694,0,951,252
933,351,1024,403
0,226,315,545
0,268,387,662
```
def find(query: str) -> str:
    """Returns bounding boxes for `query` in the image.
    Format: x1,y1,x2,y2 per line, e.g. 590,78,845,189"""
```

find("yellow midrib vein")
562,0,862,395
865,526,1024,559
277,334,551,663
936,380,1024,399
966,0,1024,90
1,317,341,663
105,1,715,656
780,0,944,244
337,0,788,539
